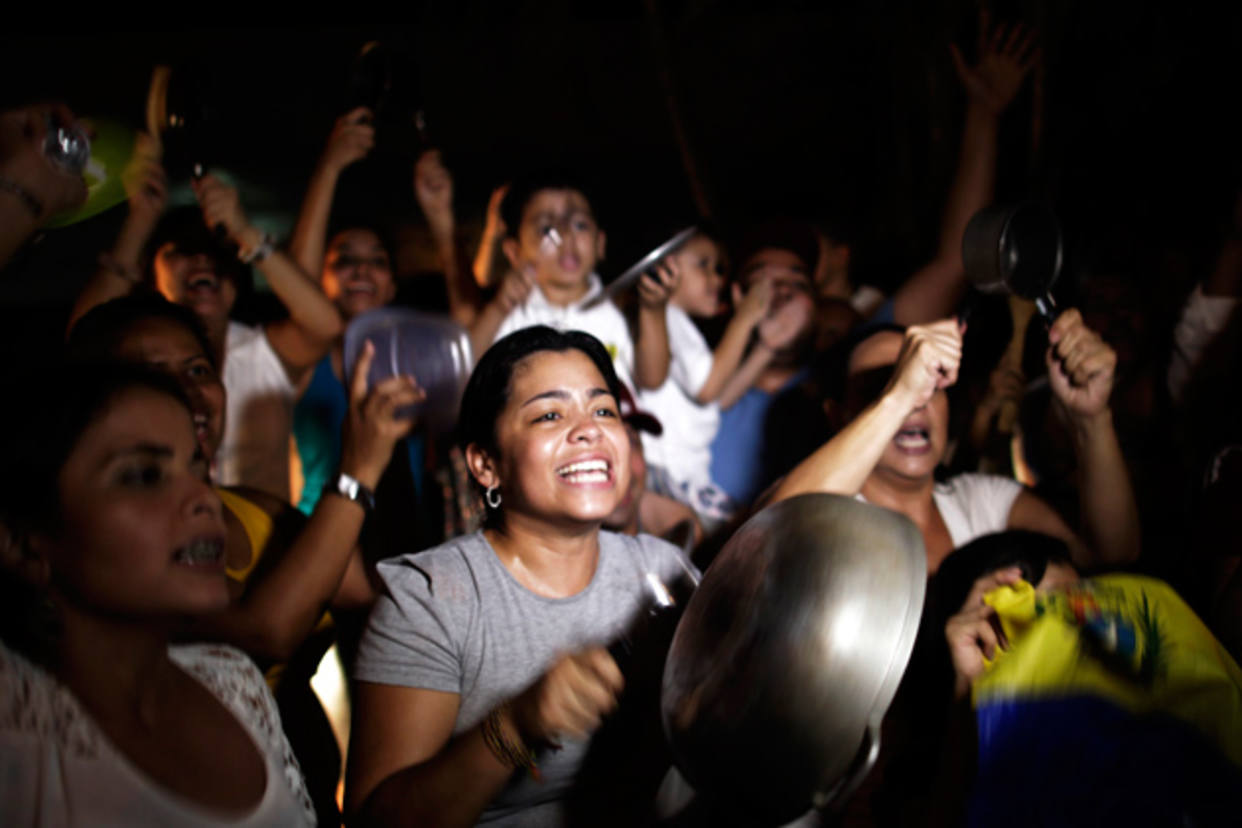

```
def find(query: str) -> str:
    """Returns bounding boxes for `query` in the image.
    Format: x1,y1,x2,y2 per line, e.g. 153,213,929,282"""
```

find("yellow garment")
216,487,272,583
975,574,1242,767
216,487,332,688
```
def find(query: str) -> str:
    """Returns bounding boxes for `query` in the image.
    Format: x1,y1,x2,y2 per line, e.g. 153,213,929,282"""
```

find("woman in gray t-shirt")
347,326,696,826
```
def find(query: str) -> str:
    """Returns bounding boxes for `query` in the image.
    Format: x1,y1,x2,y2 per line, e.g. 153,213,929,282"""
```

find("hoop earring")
485,485,502,509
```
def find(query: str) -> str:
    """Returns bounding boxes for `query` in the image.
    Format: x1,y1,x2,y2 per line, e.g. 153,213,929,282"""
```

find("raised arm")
468,265,536,359
287,107,374,278
189,342,420,661
0,103,88,270
696,279,771,404
769,319,963,502
717,289,814,410
633,258,679,390
1039,308,1140,566
414,149,480,327
892,13,1038,325
348,649,622,828
472,183,509,289
67,130,166,330
194,175,343,385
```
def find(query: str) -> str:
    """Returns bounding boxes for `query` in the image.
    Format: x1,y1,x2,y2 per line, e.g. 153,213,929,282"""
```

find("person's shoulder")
375,532,494,599
601,530,701,580
224,320,261,349
935,473,1025,513
170,642,265,687
937,472,1023,493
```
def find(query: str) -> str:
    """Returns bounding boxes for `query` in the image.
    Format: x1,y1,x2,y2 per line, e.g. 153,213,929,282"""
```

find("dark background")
4,2,1242,338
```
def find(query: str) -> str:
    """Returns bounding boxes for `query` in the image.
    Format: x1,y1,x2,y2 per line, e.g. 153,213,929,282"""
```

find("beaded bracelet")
481,704,540,781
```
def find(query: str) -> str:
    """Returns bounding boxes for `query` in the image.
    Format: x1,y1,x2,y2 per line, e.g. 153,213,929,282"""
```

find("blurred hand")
950,10,1039,116
413,149,454,239
945,566,1023,694
339,340,424,489
637,258,679,309
885,318,963,410
972,365,1026,444
0,103,88,219
510,647,624,746
494,264,536,314
321,107,375,173
735,278,773,327
757,291,814,351
1046,308,1116,420
121,130,167,225
191,174,249,243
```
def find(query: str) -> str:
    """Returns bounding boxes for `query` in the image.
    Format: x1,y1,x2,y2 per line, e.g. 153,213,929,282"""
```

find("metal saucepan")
962,202,1063,324
661,494,927,825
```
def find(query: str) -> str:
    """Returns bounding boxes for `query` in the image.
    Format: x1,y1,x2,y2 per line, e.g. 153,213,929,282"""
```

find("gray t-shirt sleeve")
352,553,471,693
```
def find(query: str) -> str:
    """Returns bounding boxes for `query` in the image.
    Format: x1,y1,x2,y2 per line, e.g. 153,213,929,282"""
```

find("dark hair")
933,530,1075,622
0,364,192,661
324,219,397,267
66,293,218,371
499,169,598,241
458,326,622,461
732,219,820,283
146,206,254,299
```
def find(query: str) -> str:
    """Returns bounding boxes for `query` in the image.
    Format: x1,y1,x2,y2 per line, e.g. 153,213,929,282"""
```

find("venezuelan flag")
970,575,1242,827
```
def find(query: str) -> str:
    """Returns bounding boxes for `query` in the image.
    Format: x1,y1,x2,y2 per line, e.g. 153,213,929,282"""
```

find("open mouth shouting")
893,422,932,453
173,534,226,569
186,271,220,295
555,457,612,486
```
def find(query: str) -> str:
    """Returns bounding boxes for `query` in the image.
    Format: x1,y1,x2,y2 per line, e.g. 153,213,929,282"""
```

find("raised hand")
494,264,536,314
950,10,1039,116
413,148,454,240
945,566,1023,693
886,318,963,411
192,174,249,243
757,291,814,351
1046,308,1116,420
339,340,424,490
509,647,624,746
121,130,167,225
735,278,773,327
321,106,375,174
0,103,89,220
637,258,679,309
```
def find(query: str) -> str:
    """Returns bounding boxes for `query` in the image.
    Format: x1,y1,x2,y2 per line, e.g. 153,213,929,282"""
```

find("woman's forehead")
116,317,204,361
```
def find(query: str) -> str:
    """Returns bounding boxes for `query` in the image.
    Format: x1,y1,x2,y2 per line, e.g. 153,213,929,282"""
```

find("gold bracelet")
481,704,540,781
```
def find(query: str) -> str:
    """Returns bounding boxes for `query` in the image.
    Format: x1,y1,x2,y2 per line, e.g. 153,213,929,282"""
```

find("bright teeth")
174,538,223,566
188,274,218,291
894,428,929,449
556,459,610,483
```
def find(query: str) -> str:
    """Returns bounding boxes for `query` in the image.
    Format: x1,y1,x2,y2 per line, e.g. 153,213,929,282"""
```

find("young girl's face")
670,235,726,318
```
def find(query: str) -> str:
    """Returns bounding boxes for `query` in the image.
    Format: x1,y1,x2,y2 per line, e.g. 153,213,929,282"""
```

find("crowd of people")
1,14,1240,828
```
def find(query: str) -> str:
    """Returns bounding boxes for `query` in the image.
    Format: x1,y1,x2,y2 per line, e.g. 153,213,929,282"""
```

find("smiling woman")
0,365,314,826
345,326,698,827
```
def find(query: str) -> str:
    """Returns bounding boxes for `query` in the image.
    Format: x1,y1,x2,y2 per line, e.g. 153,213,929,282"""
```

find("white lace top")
0,641,315,827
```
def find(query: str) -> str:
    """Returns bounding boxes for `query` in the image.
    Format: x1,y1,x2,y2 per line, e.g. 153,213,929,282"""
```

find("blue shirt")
708,368,810,505
293,354,425,515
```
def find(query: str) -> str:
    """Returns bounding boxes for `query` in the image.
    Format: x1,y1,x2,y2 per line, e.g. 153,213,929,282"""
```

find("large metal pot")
661,494,927,824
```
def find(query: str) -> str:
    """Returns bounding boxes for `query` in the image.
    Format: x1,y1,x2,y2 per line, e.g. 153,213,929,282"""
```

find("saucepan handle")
811,720,881,811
